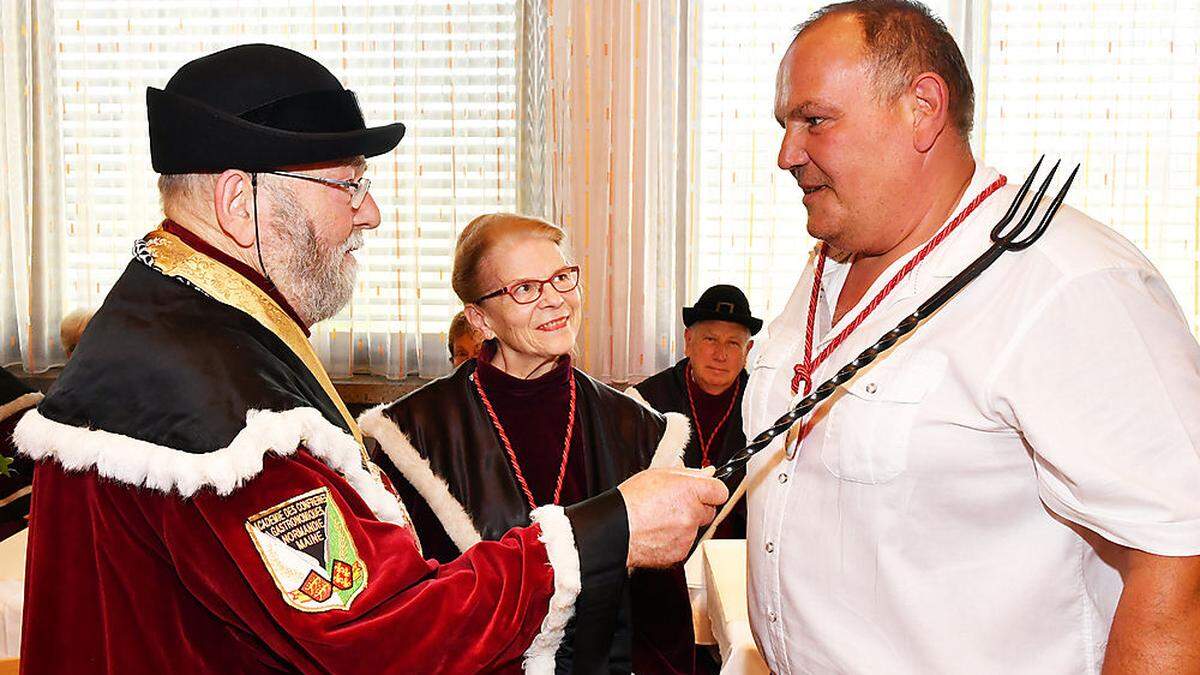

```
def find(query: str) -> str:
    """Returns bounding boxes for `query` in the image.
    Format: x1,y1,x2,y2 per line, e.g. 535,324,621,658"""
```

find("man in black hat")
14,44,725,674
629,284,760,539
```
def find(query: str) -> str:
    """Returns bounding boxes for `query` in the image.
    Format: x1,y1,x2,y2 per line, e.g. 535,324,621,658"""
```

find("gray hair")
157,173,218,217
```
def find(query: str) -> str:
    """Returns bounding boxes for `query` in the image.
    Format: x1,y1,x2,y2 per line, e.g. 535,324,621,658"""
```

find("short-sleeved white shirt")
743,164,1200,674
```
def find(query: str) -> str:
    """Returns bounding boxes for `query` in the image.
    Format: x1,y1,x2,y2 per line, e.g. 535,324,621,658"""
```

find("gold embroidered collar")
141,229,364,447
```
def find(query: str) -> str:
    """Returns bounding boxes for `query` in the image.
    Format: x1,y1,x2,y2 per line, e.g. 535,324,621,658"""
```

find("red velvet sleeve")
162,451,581,673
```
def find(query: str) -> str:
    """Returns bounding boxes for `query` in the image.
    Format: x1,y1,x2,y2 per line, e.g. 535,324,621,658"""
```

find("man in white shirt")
743,2,1200,673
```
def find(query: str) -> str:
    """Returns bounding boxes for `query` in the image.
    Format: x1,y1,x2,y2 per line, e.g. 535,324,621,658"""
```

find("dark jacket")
632,358,748,538
363,362,697,674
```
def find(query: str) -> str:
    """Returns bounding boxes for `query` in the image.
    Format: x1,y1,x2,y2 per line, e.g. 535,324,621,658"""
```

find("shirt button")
769,611,778,622
865,382,878,394
765,542,774,553
778,473,788,484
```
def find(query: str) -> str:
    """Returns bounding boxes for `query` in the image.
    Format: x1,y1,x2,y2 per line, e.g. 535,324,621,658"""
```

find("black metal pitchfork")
712,157,1080,482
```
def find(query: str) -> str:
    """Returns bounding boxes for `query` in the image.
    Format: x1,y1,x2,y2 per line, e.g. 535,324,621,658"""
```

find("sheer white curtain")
0,0,65,373
691,1,817,325
518,0,692,382
976,0,1200,335
4,0,520,378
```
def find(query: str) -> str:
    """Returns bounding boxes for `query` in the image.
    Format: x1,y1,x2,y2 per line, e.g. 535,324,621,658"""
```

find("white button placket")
765,365,798,672
767,455,799,674
768,344,836,674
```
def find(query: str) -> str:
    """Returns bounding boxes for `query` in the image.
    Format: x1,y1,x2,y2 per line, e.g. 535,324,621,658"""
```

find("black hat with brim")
147,44,406,174
683,284,763,335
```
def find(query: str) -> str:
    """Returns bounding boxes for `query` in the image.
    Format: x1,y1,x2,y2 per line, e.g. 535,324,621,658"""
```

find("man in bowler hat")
629,284,761,539
14,44,726,674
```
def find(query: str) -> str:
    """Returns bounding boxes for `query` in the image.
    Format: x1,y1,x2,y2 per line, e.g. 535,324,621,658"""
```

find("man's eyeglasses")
475,265,581,305
266,170,372,209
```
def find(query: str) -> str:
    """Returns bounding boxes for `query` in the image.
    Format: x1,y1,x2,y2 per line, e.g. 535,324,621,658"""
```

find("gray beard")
260,188,361,326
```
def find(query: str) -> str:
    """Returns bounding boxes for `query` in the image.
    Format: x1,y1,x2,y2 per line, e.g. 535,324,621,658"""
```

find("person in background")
0,369,40,539
627,284,760,539
362,212,700,674
0,309,93,539
0,308,94,539
447,309,483,367
58,308,94,357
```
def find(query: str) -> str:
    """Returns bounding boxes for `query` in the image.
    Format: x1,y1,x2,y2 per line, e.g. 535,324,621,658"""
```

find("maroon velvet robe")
15,228,629,674
24,452,563,673
366,342,698,674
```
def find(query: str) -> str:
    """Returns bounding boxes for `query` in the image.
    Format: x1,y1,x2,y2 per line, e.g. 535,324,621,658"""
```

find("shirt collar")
811,163,1006,331
160,220,312,337
929,163,1006,279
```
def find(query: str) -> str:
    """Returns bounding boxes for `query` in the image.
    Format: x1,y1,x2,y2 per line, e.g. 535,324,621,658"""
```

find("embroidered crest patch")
245,487,367,612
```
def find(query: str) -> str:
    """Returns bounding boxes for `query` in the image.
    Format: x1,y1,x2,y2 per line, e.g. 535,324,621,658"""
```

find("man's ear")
213,170,257,249
464,304,496,340
909,71,950,153
746,339,755,355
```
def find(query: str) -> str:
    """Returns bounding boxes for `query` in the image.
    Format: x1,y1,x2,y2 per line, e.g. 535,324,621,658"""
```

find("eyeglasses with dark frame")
474,265,581,305
266,170,372,209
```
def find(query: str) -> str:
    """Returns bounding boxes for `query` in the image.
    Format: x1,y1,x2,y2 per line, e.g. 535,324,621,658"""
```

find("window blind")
53,0,519,377
979,0,1200,334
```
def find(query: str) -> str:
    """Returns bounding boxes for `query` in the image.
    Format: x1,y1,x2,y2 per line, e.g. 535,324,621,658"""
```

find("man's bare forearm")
1102,552,1200,674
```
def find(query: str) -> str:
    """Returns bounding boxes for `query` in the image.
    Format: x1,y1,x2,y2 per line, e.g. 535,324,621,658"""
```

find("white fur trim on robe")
358,404,484,552
623,387,689,470
651,412,689,469
622,385,652,410
523,504,582,675
13,407,410,528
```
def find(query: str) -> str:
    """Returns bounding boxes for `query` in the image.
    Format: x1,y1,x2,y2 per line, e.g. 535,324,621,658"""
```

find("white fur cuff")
522,505,582,674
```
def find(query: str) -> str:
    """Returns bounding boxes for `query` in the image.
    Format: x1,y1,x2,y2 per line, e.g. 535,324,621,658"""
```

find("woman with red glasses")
361,213,697,674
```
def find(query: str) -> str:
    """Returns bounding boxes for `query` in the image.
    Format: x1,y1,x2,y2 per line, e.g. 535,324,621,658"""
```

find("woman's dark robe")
362,356,696,674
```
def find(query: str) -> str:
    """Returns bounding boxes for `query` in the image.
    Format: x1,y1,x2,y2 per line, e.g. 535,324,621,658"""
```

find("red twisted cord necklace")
684,363,741,468
791,175,1007,397
472,369,577,511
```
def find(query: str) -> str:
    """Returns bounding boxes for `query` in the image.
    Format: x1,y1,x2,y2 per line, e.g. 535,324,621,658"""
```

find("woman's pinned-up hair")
451,213,570,304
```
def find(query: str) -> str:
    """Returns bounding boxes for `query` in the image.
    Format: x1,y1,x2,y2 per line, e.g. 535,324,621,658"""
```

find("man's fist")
618,466,729,568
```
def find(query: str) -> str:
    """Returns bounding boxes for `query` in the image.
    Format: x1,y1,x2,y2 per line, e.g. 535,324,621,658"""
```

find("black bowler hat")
682,284,762,336
146,44,406,174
